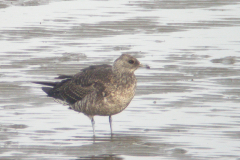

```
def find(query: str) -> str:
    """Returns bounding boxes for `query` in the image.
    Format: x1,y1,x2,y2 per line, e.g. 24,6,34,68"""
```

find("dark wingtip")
42,87,52,94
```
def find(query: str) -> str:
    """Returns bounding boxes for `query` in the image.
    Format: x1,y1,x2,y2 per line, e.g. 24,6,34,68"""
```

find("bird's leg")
89,116,95,136
109,115,113,135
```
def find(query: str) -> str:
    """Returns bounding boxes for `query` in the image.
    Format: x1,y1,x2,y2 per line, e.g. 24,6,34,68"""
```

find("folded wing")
33,64,112,105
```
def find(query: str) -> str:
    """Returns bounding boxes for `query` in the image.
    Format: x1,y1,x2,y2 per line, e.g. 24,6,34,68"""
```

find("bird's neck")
112,71,135,87
112,67,129,77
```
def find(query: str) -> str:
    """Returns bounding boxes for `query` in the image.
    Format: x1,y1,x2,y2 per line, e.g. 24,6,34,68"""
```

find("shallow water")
1,0,240,159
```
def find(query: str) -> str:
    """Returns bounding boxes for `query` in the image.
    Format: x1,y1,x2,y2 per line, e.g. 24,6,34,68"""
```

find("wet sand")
1,0,240,159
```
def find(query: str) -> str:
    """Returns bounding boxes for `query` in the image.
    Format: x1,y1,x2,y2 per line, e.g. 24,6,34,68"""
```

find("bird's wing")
48,79,95,104
43,64,112,105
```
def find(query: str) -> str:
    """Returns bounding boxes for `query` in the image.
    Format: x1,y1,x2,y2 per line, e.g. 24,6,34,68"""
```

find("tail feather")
33,78,72,101
55,74,73,79
32,81,56,87
33,81,55,95
42,87,53,94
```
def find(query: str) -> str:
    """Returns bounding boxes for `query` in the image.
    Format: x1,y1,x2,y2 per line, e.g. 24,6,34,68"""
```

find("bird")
33,54,143,135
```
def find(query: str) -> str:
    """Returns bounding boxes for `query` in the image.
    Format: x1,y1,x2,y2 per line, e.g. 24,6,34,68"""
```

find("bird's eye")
128,60,134,64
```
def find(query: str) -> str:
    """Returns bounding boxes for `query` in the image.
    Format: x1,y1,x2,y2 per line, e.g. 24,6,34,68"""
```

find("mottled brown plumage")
34,54,141,135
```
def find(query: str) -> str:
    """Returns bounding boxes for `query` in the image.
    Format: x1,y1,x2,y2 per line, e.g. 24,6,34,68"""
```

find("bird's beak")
139,63,150,69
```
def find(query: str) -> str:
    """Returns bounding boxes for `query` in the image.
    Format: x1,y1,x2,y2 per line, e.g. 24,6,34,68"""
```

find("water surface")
1,0,240,159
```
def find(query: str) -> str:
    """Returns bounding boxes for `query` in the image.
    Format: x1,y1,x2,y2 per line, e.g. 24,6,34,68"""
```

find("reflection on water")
1,0,240,159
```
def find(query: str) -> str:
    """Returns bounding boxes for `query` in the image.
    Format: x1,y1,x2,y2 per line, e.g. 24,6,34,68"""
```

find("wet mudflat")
1,0,240,159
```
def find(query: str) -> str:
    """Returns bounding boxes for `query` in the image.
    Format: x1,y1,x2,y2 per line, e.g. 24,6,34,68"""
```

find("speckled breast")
102,77,137,115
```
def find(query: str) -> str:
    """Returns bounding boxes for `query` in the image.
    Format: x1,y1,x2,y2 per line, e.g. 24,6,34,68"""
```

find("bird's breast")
104,78,137,111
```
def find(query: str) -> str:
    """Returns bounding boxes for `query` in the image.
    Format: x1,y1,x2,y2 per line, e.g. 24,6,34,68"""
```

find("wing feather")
37,64,113,105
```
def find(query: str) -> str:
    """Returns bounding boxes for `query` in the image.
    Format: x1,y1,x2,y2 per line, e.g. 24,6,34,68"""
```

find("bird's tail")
32,81,56,86
42,87,52,94
32,81,56,94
